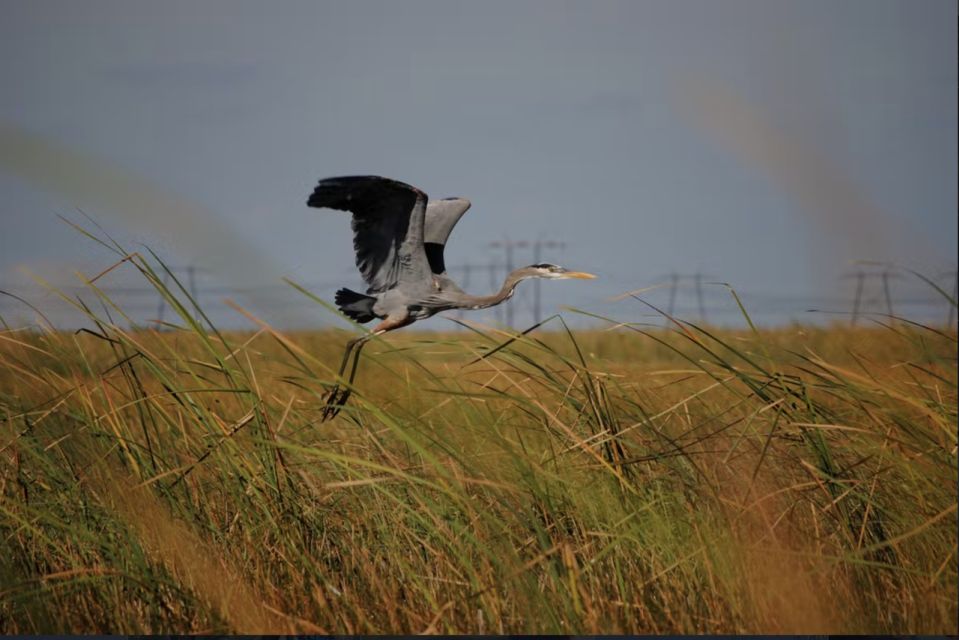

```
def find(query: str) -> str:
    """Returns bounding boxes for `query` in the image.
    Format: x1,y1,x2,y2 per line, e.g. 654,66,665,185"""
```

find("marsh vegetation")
1,248,956,634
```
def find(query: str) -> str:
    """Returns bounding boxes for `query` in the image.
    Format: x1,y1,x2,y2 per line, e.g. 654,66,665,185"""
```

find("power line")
3,263,956,330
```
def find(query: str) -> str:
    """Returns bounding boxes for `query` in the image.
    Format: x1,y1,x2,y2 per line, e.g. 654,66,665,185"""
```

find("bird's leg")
322,336,370,419
321,335,365,421
320,314,412,421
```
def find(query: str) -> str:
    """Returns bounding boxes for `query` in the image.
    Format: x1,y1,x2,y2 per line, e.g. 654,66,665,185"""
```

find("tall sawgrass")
1,239,956,633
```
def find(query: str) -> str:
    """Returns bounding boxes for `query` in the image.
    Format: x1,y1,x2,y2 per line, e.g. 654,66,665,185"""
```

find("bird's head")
521,263,597,280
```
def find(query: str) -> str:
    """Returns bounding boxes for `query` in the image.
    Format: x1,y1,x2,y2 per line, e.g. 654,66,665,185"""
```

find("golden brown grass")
0,249,956,634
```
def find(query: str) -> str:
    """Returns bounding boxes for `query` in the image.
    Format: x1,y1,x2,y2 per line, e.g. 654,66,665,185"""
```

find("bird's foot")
321,385,353,421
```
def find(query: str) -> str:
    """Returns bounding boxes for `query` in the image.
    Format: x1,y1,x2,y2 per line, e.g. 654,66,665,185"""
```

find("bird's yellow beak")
564,271,597,279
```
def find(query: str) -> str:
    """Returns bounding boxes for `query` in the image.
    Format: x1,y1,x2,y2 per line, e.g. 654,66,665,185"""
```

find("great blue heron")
308,175,596,419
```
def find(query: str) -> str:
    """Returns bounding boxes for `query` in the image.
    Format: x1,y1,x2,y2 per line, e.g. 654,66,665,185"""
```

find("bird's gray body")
374,196,472,320
307,174,595,419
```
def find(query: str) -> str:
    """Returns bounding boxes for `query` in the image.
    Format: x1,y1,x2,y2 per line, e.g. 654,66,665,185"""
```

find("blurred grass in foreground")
0,243,956,634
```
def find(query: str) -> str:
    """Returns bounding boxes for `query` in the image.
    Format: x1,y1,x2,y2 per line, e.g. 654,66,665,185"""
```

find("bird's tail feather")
335,288,377,323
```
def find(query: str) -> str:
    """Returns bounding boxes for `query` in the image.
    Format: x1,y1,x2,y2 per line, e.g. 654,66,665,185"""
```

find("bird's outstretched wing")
308,175,431,294
424,197,471,275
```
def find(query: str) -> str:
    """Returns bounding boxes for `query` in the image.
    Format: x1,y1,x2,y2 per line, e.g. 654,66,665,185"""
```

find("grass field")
1,249,956,634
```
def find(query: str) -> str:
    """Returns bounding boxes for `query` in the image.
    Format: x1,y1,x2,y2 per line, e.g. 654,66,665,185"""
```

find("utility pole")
842,269,902,325
447,262,499,325
694,272,706,323
448,263,471,324
848,270,865,326
881,269,894,318
154,264,204,328
488,259,503,324
666,272,679,317
943,270,958,328
489,237,565,325
187,265,198,307
489,238,529,326
658,272,711,323
155,271,171,327
532,239,565,323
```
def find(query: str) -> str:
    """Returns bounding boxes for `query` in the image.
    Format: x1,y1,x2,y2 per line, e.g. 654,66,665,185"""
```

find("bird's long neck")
459,269,530,309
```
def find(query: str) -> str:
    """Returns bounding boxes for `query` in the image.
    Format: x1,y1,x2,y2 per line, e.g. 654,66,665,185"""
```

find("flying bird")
308,175,596,419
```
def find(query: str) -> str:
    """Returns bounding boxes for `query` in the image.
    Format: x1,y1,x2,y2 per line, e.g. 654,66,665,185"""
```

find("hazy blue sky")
1,0,956,328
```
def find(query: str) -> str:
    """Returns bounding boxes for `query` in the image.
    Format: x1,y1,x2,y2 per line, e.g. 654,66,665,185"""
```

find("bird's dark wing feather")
308,175,432,294
423,197,471,274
